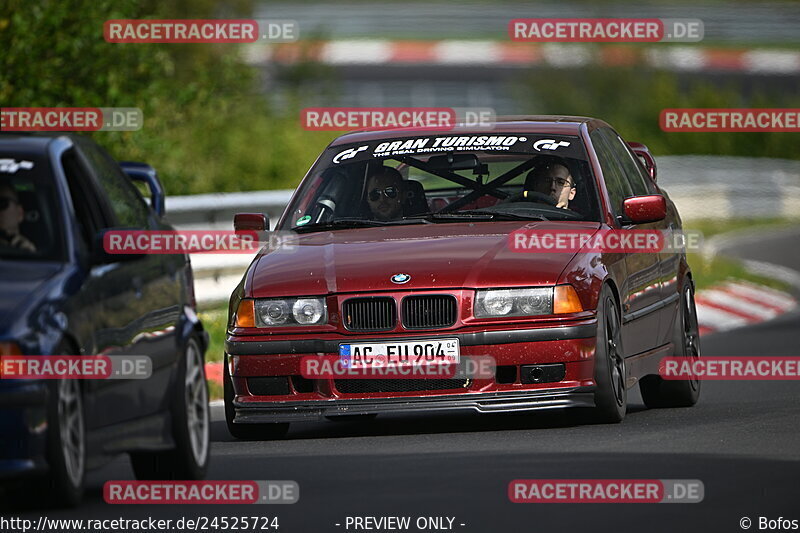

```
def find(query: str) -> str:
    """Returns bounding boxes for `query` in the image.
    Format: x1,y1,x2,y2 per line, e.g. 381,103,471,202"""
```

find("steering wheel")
507,190,557,206
523,191,558,206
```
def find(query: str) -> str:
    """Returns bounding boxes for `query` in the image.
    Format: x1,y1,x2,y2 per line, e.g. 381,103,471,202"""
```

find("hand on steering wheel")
508,190,557,206
523,190,557,206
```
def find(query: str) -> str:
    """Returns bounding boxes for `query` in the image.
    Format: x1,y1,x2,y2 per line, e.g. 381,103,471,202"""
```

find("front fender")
178,305,208,355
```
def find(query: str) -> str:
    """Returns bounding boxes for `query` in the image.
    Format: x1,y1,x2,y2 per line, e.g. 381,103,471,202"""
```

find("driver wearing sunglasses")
0,183,36,252
366,166,404,221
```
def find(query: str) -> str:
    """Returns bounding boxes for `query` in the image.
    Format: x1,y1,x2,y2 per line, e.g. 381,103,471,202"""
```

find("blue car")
0,133,210,506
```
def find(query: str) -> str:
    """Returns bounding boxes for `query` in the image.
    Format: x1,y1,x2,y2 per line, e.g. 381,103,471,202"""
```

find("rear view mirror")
121,161,165,217
426,153,479,171
234,213,269,232
622,195,667,225
627,142,657,182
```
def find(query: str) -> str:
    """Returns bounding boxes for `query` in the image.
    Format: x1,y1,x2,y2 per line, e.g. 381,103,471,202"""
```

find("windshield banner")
327,134,584,165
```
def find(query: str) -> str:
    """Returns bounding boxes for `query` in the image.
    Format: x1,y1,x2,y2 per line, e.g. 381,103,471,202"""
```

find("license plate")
339,339,460,369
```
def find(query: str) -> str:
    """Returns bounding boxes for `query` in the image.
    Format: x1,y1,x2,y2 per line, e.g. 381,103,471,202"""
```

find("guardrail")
171,156,800,304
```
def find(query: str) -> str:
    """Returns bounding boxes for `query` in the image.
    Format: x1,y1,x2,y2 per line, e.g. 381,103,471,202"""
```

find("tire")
3,376,86,510
9,343,86,509
591,285,627,423
640,278,702,408
43,377,86,507
131,336,210,480
224,355,290,441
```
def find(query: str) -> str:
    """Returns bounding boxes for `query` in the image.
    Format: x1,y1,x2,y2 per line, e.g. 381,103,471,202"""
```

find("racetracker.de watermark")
104,481,299,504
661,109,800,132
104,19,298,43
300,107,496,131
509,229,703,253
660,357,800,380
509,18,703,42
103,230,295,254
509,479,704,503
1,107,142,131
300,355,496,379
0,356,152,380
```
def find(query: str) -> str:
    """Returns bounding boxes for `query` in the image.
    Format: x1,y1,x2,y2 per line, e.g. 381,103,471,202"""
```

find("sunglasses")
368,186,399,202
0,197,17,210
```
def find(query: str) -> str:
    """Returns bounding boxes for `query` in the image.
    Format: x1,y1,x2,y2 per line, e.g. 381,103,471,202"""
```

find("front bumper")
0,381,48,479
226,321,598,423
234,387,595,423
226,323,596,355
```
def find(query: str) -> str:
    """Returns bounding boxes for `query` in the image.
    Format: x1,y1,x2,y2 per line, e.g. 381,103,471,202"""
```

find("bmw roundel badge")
391,273,411,284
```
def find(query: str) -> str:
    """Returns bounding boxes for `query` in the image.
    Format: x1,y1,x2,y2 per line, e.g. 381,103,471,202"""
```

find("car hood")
249,221,601,297
0,261,62,331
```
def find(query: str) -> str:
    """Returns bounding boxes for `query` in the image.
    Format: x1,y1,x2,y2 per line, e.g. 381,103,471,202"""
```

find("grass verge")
198,305,228,400
685,218,798,292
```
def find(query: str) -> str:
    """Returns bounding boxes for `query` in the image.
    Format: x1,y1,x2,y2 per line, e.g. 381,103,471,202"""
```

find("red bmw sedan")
223,116,701,439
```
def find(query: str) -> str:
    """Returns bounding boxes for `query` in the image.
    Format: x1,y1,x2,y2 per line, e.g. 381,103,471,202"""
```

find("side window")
590,129,632,216
601,128,654,196
78,140,150,228
61,149,106,250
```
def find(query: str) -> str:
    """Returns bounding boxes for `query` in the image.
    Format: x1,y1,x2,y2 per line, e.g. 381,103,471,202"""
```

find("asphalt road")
10,226,800,532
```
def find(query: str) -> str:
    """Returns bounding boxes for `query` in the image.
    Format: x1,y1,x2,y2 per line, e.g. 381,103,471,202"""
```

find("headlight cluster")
474,285,583,317
475,288,552,317
254,297,327,326
234,285,581,328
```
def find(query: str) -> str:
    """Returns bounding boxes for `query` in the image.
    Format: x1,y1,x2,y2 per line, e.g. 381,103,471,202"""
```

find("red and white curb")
695,281,797,336
206,362,223,385
243,40,800,75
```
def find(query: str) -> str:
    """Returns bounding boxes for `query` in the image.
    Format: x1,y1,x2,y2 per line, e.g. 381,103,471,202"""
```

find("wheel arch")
602,277,622,315
56,333,87,396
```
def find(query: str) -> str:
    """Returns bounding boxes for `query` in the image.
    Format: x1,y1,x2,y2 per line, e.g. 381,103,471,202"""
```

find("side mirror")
622,195,666,225
120,161,165,217
92,229,145,264
627,142,657,182
234,213,269,232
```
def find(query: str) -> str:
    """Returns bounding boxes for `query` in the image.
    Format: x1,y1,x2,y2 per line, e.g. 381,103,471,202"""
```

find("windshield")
0,153,65,261
279,133,600,232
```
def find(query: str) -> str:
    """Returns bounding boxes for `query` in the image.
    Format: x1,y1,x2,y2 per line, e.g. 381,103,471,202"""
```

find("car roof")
0,132,77,153
329,115,606,147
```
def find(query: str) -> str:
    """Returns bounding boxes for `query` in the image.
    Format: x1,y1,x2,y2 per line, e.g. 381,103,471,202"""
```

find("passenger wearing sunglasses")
365,166,404,221
0,183,36,252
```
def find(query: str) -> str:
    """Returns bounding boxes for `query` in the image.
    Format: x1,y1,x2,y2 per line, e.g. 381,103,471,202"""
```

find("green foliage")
515,66,800,160
688,252,791,292
4,1,799,197
197,306,227,364
0,0,335,195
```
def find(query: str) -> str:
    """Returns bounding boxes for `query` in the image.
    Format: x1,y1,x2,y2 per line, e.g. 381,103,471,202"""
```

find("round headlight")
293,298,324,324
517,290,551,315
481,290,514,316
261,300,290,325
